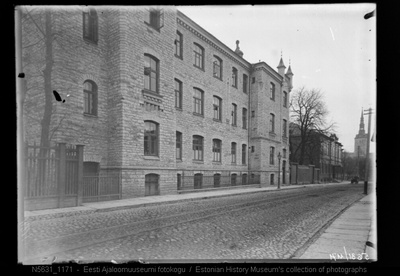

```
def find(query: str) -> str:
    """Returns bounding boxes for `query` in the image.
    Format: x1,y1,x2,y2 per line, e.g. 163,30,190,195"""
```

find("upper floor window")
232,67,238,88
175,78,182,109
175,31,183,58
212,139,222,162
144,54,159,93
242,108,247,129
193,88,204,115
270,146,275,165
144,121,159,156
283,148,287,159
83,80,97,116
193,135,204,161
283,119,288,137
83,8,98,43
231,142,237,164
270,113,275,133
283,91,288,108
242,144,247,165
231,103,237,126
213,96,222,121
145,8,164,31
270,82,275,101
243,74,248,93
193,43,204,70
213,56,223,80
176,131,182,160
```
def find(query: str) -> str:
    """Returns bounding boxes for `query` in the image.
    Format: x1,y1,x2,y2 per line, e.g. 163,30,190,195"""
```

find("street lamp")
277,152,282,189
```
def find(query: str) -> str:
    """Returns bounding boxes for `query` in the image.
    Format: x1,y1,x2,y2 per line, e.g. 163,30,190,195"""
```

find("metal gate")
82,170,121,203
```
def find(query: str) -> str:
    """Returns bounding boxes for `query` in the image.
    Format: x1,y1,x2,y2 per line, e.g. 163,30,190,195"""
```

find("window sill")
213,76,223,81
212,161,222,165
144,22,161,33
143,155,160,160
192,160,204,164
175,107,183,111
175,54,183,60
232,85,238,89
269,132,276,137
193,112,204,118
176,159,183,163
193,65,205,72
213,118,222,123
142,89,163,98
84,113,98,118
83,37,98,45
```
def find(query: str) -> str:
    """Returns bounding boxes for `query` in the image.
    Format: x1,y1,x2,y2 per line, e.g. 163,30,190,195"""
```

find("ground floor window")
270,173,275,185
194,173,202,189
214,174,221,187
145,173,159,196
242,174,247,185
177,173,181,190
231,173,237,186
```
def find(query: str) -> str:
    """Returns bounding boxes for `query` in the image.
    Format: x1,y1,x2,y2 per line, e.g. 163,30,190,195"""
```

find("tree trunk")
40,10,53,149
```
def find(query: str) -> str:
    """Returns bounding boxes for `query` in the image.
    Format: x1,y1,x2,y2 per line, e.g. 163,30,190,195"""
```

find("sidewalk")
24,182,349,221
297,191,377,261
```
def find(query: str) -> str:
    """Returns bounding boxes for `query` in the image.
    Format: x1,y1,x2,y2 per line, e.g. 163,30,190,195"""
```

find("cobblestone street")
23,184,364,263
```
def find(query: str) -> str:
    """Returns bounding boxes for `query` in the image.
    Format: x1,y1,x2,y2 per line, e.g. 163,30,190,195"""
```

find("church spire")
358,108,365,135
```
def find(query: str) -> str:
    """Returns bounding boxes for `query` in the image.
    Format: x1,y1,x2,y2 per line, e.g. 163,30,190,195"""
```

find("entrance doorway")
282,160,286,184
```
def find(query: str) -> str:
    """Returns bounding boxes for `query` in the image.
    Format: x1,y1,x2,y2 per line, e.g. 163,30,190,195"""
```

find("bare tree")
290,87,336,165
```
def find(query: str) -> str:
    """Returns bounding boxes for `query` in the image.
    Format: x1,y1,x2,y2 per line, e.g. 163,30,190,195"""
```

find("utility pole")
363,108,373,195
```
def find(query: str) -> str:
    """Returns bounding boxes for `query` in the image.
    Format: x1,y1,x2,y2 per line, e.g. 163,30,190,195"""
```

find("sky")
178,4,376,153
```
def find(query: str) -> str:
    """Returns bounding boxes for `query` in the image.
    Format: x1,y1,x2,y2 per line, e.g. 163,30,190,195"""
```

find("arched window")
242,144,247,165
213,56,223,80
232,67,238,88
145,174,159,196
242,174,248,185
83,8,98,43
214,174,221,187
144,54,159,93
193,88,204,115
193,43,204,70
242,108,247,129
231,103,237,126
231,142,237,164
270,82,276,100
231,173,237,186
213,96,222,121
176,131,182,160
283,91,288,107
83,80,97,115
144,121,159,156
270,113,275,133
194,173,203,189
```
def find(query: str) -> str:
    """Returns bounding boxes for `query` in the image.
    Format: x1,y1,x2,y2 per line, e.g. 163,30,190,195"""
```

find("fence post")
58,143,66,208
76,145,84,206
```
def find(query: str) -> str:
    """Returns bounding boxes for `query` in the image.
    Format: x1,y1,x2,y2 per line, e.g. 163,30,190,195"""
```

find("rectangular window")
213,139,222,162
251,111,255,118
193,43,204,70
213,56,222,80
214,174,221,187
177,173,182,190
176,131,182,160
270,82,275,101
213,96,222,121
145,9,164,30
270,146,275,165
252,77,255,84
243,74,248,93
242,108,247,129
283,91,288,108
231,174,237,186
193,88,204,115
175,31,183,58
175,79,182,109
231,142,237,164
251,146,255,153
270,113,275,133
283,119,287,137
83,9,98,43
242,144,247,165
283,148,287,159
193,135,203,161
231,104,237,126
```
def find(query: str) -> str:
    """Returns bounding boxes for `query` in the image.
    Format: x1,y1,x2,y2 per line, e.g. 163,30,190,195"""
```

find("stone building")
21,6,293,199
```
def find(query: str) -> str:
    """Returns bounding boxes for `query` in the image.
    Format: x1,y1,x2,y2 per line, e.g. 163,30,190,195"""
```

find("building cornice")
177,11,251,71
252,63,283,83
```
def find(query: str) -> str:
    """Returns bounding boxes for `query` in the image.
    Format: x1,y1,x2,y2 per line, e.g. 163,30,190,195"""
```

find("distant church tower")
354,108,368,157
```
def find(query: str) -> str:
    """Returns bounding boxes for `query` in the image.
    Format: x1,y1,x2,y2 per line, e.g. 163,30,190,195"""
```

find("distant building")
289,123,343,182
